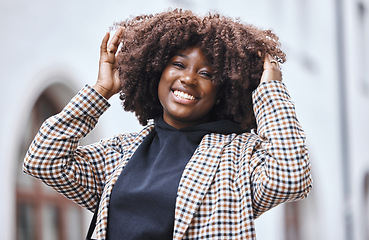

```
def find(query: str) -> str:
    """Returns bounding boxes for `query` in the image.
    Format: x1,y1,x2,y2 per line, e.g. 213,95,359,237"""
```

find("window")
16,85,85,240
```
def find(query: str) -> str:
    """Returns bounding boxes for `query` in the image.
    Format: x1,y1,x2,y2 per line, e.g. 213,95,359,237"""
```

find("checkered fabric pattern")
24,80,312,240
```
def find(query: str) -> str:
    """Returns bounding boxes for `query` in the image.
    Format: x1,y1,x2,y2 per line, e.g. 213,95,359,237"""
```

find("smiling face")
158,46,218,129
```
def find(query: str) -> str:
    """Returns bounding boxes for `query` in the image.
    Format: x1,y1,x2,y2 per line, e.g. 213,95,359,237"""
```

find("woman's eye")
172,62,185,69
200,71,213,79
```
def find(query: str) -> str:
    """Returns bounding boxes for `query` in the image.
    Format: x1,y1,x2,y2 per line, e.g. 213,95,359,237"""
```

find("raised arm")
249,55,312,218
23,28,125,211
23,86,111,211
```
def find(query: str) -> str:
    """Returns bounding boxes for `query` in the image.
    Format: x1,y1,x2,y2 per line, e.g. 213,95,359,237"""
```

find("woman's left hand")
260,54,282,83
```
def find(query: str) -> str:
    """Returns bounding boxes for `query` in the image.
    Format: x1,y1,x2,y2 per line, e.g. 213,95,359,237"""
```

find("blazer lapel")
173,133,228,239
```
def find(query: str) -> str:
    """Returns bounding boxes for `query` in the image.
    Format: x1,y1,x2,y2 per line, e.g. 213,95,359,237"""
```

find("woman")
24,9,312,240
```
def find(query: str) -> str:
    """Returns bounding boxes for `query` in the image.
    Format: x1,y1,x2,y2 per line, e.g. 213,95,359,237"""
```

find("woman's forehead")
172,46,212,67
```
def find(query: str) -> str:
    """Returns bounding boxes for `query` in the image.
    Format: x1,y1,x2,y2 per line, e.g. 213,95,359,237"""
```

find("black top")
106,117,245,240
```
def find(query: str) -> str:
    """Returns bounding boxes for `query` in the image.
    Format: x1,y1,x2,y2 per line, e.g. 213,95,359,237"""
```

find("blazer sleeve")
248,80,312,218
23,85,113,212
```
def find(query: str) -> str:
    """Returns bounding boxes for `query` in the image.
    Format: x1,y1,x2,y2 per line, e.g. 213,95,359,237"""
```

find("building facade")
1,0,368,239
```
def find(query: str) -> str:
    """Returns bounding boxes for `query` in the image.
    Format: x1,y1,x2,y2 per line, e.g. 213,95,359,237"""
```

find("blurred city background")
1,0,368,239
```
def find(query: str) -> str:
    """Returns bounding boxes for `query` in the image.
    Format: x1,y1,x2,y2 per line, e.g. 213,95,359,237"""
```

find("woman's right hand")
260,53,282,84
93,27,124,100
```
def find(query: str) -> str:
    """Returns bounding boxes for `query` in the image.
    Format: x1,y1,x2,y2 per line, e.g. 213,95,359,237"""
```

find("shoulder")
100,124,155,152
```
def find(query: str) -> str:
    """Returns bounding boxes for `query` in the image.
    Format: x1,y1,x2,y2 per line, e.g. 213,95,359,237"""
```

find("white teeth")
173,90,196,100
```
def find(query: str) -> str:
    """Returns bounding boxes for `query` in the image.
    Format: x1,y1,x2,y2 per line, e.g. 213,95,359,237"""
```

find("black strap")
86,199,100,240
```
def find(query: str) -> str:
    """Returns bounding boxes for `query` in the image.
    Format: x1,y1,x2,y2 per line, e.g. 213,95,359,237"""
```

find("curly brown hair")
114,8,286,130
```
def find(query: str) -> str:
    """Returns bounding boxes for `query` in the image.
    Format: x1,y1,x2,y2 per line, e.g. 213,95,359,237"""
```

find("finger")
264,54,280,70
100,32,110,56
269,58,280,70
107,27,124,54
263,54,271,70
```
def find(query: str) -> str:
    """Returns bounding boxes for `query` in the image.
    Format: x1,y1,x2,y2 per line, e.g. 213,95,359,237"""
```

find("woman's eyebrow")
174,53,212,68
175,53,187,58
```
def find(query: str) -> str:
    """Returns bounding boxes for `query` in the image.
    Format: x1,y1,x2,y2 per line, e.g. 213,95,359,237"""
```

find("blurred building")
0,0,368,239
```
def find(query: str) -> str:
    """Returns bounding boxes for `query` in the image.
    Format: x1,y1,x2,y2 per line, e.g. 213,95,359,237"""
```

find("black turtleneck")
106,117,245,240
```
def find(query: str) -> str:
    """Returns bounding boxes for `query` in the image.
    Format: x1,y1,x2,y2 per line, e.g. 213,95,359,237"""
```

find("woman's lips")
173,90,197,100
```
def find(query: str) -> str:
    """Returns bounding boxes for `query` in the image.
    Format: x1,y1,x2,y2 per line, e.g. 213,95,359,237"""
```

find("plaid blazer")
24,80,312,239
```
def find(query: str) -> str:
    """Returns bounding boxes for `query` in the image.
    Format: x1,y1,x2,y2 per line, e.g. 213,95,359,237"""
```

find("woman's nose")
179,73,197,86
